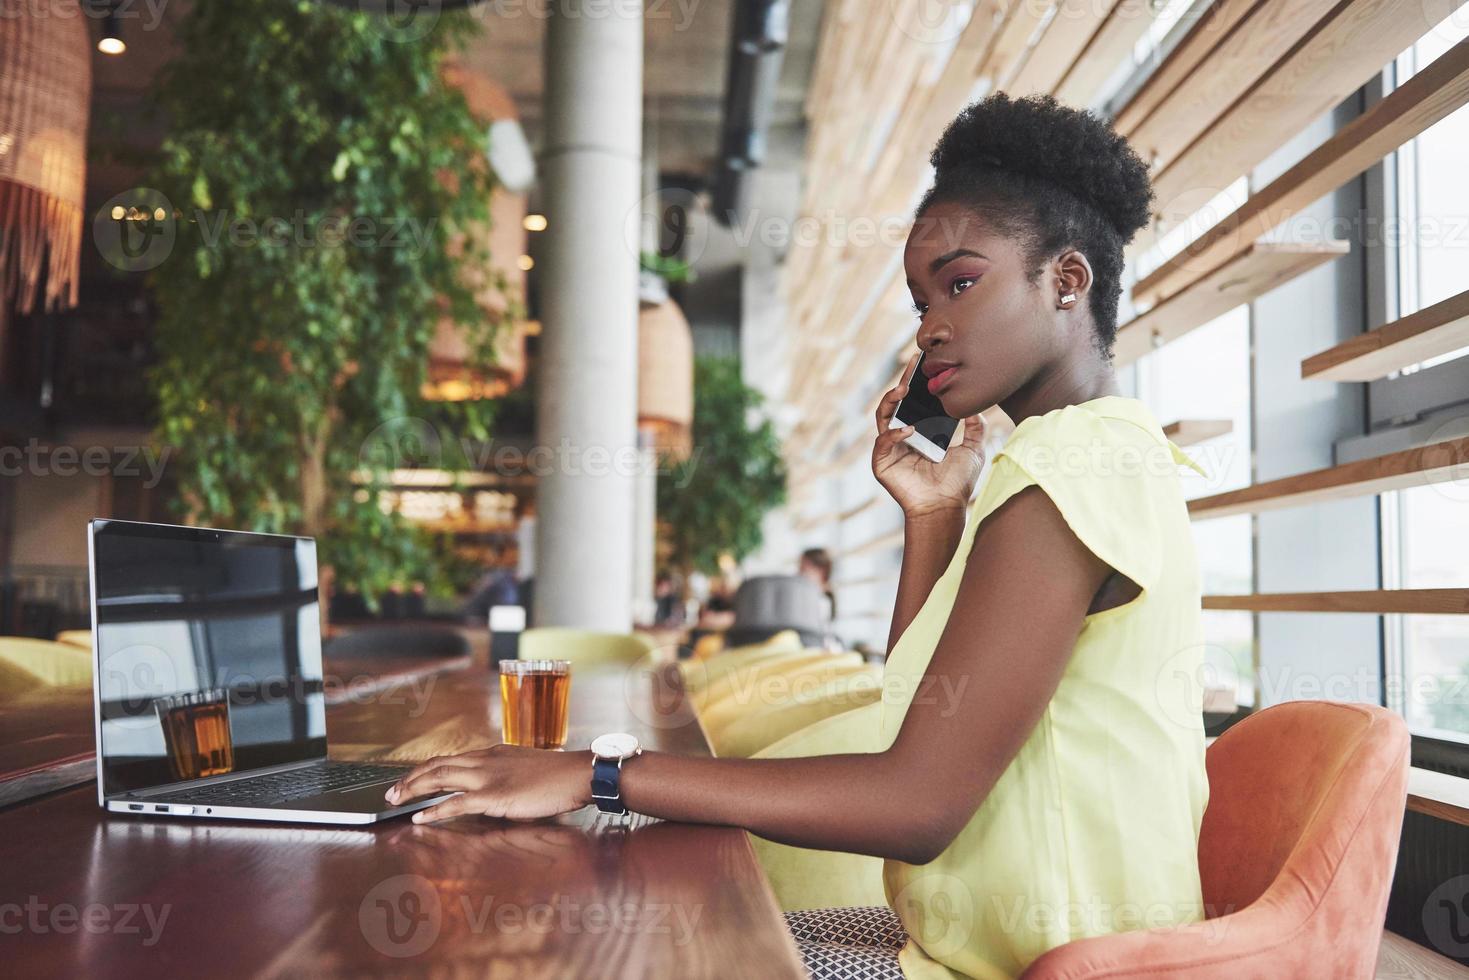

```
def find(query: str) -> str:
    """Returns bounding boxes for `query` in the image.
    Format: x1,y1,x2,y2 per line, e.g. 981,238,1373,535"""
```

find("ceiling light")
98,10,125,55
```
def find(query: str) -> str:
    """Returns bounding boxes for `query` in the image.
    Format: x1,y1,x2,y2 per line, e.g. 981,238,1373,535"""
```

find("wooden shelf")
1163,419,1233,447
1302,288,1469,381
1188,435,1469,520
1203,590,1469,614
1408,767,1469,828
1135,36,1469,310
1115,240,1350,366
1148,0,1449,246
1117,0,1330,182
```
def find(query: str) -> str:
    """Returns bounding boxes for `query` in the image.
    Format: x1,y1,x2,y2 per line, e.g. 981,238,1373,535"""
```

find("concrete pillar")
632,429,658,625
533,1,644,631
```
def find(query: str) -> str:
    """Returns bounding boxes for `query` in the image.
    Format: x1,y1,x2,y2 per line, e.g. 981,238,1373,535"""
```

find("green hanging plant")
147,0,512,599
657,357,787,574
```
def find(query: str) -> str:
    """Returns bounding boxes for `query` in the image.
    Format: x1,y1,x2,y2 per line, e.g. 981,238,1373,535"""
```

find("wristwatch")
589,732,642,815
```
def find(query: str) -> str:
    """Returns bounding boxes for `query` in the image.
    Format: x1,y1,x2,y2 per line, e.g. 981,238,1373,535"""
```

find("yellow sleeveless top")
881,395,1211,980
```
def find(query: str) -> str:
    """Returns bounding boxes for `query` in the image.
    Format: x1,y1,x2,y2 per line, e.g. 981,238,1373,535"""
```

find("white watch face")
591,732,640,760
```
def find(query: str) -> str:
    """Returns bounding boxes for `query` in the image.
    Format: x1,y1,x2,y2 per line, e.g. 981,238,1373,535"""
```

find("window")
1393,13,1469,367
1381,10,1469,743
1138,305,1255,708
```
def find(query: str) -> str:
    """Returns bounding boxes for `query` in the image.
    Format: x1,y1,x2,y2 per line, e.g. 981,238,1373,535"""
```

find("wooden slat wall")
781,0,1469,662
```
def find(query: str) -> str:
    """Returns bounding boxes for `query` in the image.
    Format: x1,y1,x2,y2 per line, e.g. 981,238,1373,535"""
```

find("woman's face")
902,200,1074,418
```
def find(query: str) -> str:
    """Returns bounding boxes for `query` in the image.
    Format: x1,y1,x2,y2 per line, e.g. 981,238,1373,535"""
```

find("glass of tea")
155,688,235,781
498,659,572,749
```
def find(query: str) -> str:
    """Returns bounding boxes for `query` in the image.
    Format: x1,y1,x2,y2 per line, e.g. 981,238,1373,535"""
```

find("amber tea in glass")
156,689,235,781
499,660,572,749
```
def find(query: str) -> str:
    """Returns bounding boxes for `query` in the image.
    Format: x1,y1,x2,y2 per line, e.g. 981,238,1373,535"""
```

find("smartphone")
888,353,961,463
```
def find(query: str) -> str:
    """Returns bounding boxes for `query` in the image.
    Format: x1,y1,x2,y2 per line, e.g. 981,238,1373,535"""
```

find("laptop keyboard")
163,762,409,807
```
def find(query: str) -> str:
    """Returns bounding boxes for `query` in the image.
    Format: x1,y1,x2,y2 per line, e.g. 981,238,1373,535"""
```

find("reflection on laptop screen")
91,521,327,797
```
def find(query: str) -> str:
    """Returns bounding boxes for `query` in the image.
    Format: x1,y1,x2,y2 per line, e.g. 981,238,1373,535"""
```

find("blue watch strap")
591,756,627,814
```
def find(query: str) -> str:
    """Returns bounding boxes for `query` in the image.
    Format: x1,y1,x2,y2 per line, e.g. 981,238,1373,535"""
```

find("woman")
386,92,1210,979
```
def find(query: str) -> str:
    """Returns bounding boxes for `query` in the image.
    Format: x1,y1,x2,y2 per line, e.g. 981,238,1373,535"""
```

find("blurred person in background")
798,547,836,623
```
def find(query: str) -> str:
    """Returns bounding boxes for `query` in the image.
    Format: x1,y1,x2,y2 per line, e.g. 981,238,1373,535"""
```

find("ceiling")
90,0,825,184
452,0,824,174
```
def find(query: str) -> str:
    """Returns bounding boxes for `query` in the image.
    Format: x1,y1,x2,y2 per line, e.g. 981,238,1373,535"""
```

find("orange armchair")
1022,700,1410,979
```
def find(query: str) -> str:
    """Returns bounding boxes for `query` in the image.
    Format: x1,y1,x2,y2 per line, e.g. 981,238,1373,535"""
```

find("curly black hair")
916,92,1154,358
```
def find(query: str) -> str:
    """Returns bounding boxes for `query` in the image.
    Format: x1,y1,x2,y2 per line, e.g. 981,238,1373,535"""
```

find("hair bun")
929,92,1154,242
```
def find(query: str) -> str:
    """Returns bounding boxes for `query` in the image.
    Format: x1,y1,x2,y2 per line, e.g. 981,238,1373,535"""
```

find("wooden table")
0,652,473,810
0,654,805,978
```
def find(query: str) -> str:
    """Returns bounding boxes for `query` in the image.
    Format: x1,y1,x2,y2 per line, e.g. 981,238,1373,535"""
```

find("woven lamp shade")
0,2,90,313
423,62,526,402
638,299,694,460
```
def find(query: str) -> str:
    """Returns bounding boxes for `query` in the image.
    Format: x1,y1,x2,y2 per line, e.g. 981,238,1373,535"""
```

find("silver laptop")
88,519,450,824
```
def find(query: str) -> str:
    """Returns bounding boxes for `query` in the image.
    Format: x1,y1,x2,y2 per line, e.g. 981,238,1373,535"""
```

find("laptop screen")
91,520,327,797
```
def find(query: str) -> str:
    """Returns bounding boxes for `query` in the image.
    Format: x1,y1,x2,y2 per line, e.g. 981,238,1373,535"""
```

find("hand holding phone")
873,353,988,516
888,352,961,462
